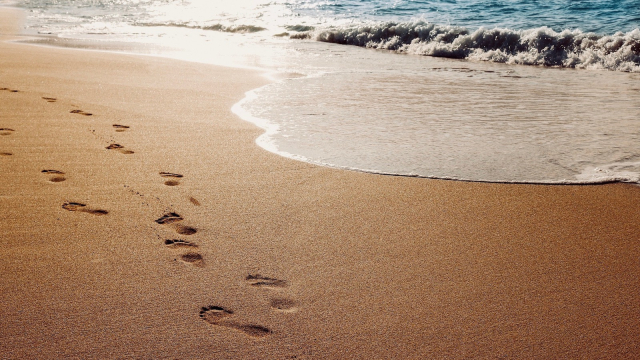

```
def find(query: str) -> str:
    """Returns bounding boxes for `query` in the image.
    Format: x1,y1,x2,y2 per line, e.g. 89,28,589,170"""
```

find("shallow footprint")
246,274,288,289
189,197,201,206
0,152,12,156
41,169,66,182
42,97,57,103
270,298,298,312
70,109,92,116
112,124,130,132
62,202,108,215
160,172,183,186
199,306,271,338
180,252,204,266
175,224,197,235
0,128,15,136
106,143,134,154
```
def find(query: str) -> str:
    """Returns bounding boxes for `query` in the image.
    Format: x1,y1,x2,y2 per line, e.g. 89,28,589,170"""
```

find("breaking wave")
140,22,266,34
302,22,640,72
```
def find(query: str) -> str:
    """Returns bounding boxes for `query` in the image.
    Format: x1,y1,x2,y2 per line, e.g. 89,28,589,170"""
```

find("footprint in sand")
0,152,12,156
112,124,130,132
165,239,198,248
106,143,134,154
0,88,19,93
246,274,288,289
41,169,66,182
0,128,15,136
42,97,57,103
189,197,201,206
199,305,271,338
62,202,108,215
70,109,92,116
180,252,204,267
155,212,198,235
159,172,183,186
270,298,298,313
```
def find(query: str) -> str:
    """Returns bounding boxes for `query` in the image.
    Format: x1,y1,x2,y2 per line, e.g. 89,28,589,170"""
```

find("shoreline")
2,6,640,359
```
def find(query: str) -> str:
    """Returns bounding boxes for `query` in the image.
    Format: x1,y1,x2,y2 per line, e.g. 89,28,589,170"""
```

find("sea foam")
301,22,640,72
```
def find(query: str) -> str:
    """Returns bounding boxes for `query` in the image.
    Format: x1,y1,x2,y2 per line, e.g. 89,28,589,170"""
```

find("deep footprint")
112,124,130,132
246,274,288,288
155,212,183,224
199,306,271,338
165,239,198,248
0,128,15,136
41,169,66,182
62,202,108,215
106,143,134,154
70,109,92,116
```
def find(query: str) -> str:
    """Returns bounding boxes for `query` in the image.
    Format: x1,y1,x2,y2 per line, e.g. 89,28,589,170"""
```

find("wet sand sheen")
1,6,639,359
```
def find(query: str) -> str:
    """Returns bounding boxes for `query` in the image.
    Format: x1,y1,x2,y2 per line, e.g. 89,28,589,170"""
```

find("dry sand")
1,6,639,359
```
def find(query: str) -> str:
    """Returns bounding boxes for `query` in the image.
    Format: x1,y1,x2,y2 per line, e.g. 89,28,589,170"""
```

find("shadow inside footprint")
0,152,12,156
0,128,15,136
42,169,66,182
113,124,130,132
70,109,92,116
62,202,108,215
199,306,271,338
155,212,183,224
246,274,288,288
42,97,57,103
165,239,198,248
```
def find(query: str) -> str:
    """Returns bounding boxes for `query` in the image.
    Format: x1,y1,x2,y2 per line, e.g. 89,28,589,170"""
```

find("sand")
1,7,639,359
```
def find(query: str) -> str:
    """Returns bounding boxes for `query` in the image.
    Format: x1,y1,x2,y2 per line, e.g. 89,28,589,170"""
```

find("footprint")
175,225,197,235
180,252,204,266
112,124,130,132
199,306,271,338
270,298,298,312
0,128,15,136
165,239,198,248
106,143,134,154
42,97,57,103
41,169,66,182
155,212,197,235
0,152,12,156
160,172,183,186
0,88,19,93
155,212,183,224
246,274,288,289
70,109,92,116
189,197,201,206
62,202,108,215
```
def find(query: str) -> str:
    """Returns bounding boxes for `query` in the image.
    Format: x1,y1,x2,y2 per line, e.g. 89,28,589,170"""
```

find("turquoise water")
8,0,640,184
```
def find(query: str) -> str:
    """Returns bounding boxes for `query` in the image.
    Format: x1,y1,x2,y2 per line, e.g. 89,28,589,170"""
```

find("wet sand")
1,7,639,359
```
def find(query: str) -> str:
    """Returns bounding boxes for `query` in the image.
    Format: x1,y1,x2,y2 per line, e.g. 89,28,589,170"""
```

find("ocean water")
7,0,640,183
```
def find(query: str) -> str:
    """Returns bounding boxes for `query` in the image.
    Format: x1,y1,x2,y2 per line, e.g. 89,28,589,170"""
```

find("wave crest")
311,22,640,72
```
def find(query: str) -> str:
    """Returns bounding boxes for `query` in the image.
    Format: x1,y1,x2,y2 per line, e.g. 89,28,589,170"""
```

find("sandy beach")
1,6,639,359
